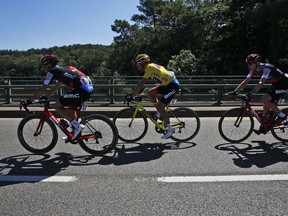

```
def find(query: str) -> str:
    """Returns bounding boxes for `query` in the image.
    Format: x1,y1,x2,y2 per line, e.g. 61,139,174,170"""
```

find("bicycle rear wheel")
79,114,118,155
17,114,58,154
271,108,288,142
113,107,148,142
168,107,200,142
218,108,254,143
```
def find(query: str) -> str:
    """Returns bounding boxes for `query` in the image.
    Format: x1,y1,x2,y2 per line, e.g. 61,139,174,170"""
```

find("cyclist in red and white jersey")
125,54,180,139
21,54,94,140
229,53,288,134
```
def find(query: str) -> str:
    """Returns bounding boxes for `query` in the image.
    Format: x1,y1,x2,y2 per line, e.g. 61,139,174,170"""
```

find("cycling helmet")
41,54,59,68
246,54,261,64
135,54,150,63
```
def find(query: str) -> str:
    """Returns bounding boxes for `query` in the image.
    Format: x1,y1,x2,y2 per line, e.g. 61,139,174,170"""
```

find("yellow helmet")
135,54,150,63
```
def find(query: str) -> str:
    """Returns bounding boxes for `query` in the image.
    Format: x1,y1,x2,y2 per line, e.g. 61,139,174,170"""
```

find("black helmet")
246,54,261,64
41,54,59,68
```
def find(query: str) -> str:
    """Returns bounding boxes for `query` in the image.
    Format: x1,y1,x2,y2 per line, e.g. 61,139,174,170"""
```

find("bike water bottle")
60,119,70,129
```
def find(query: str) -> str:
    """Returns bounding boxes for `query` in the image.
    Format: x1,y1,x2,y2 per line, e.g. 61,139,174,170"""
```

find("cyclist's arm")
233,77,251,93
249,77,267,96
29,84,48,101
45,81,62,97
131,78,148,97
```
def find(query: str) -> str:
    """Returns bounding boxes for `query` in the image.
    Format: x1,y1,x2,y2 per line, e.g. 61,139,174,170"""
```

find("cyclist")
20,54,94,140
229,53,288,134
125,54,180,139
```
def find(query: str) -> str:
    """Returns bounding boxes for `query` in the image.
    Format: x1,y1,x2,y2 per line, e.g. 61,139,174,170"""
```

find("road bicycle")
18,99,118,155
218,94,288,143
113,96,200,142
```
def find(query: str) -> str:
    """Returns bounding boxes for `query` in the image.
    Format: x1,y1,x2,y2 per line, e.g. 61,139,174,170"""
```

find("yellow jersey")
143,63,175,86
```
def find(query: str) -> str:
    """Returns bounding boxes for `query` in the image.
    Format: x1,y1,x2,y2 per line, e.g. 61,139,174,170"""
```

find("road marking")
157,174,288,183
0,175,77,182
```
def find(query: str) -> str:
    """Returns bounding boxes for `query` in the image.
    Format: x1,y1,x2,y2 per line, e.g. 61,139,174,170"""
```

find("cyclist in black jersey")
20,54,94,140
229,53,288,134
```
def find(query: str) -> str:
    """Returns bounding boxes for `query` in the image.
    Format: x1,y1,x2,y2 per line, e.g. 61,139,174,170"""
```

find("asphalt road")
0,118,287,216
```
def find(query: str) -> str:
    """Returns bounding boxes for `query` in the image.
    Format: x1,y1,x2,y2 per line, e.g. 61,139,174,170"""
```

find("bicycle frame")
31,101,94,142
238,100,274,131
128,99,183,132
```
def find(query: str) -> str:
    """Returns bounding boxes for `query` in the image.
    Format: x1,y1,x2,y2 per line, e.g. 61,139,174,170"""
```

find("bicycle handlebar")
20,99,50,113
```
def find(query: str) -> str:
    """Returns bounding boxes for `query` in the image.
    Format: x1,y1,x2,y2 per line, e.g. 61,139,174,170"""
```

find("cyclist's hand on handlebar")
125,94,134,102
39,95,48,100
241,93,252,101
19,99,32,109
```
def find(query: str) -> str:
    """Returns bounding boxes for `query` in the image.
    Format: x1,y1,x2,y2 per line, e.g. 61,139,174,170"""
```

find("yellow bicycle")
113,96,200,142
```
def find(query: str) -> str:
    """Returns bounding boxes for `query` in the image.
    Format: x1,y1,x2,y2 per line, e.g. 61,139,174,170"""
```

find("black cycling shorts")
156,79,180,105
59,89,92,107
267,76,288,101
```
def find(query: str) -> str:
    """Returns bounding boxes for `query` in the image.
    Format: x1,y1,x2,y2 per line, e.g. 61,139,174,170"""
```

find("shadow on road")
215,141,288,168
0,153,97,187
98,141,196,166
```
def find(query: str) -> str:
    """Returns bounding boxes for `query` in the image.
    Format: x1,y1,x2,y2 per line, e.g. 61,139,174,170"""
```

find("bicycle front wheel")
17,114,58,154
168,107,201,142
218,108,254,143
271,107,288,142
79,114,118,155
113,107,148,143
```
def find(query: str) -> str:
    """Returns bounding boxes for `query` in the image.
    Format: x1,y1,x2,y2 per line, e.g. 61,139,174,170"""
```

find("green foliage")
167,49,198,76
1,0,288,77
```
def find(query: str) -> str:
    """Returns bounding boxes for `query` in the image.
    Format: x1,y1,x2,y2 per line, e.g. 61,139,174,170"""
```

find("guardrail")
0,76,269,105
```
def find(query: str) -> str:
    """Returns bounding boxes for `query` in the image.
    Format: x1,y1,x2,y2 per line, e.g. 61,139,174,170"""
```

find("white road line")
157,174,288,183
0,175,77,182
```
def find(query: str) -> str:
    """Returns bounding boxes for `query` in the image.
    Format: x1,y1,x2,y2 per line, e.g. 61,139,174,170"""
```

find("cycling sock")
167,123,172,130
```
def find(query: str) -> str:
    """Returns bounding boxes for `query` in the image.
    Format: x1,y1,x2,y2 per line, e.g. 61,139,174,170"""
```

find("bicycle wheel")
17,114,58,154
168,107,200,142
79,114,118,155
218,108,254,143
113,107,148,142
271,108,288,142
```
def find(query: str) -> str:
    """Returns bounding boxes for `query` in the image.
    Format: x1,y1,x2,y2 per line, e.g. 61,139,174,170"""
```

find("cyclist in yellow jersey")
125,54,180,139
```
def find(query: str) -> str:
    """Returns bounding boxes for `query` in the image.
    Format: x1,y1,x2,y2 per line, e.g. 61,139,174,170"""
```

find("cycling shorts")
267,76,288,101
155,78,180,105
59,89,93,107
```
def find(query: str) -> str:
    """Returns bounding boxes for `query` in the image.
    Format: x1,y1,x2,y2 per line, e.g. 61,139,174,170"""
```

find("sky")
0,0,140,51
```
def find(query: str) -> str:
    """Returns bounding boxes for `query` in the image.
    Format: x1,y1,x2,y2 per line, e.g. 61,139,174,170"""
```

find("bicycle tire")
271,107,288,142
78,114,118,155
168,107,201,141
17,114,58,154
113,107,148,143
218,108,254,143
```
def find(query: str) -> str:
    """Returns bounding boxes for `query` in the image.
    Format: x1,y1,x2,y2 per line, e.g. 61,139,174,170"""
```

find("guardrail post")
109,78,115,104
4,79,12,104
213,78,223,106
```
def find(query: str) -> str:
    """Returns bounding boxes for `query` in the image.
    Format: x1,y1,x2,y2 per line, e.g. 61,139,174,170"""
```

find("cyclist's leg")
147,86,170,124
261,87,287,125
55,89,82,122
56,89,87,139
158,82,179,139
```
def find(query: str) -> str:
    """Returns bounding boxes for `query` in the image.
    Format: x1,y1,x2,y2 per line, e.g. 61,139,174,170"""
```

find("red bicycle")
17,98,118,155
218,94,288,143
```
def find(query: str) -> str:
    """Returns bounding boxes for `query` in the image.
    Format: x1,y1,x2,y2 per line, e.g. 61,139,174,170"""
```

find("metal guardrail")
0,76,267,105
